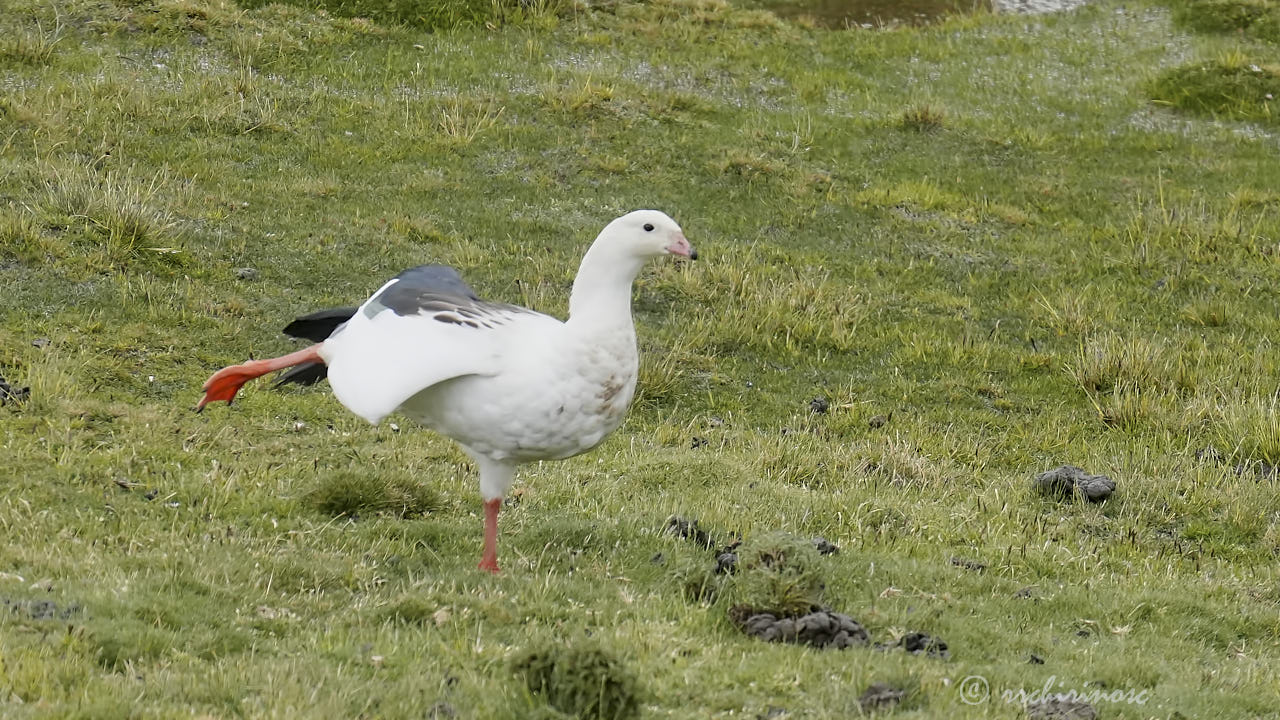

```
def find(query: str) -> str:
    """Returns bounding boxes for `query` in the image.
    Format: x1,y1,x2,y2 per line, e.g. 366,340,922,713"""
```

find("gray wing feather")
362,264,531,329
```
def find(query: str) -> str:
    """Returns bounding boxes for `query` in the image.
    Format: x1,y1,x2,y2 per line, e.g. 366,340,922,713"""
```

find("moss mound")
1172,0,1280,41
305,470,440,519
668,554,726,603
727,531,825,616
511,640,641,720
1150,57,1280,124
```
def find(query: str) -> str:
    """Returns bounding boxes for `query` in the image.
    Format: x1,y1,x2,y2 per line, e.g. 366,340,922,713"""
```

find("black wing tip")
282,307,358,342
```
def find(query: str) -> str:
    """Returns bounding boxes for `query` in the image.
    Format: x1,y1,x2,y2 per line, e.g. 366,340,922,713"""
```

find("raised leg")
197,344,324,411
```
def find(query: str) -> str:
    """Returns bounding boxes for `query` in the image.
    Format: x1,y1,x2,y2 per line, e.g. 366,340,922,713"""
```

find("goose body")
198,210,696,572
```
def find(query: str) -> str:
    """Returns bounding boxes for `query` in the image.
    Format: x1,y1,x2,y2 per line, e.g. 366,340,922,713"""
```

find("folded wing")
319,264,558,425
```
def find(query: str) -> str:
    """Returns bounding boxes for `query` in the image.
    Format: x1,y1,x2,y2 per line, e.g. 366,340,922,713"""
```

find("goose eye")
643,223,654,232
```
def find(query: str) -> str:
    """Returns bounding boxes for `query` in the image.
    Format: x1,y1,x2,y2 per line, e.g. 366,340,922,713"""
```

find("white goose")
198,210,696,573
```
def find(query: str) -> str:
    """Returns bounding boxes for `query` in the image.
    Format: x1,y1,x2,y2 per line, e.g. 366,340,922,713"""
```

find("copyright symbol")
959,675,989,705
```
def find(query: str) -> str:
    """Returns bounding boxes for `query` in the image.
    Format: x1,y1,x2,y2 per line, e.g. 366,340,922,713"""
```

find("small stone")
809,397,829,414
234,267,258,280
950,556,986,572
868,414,889,429
664,515,715,550
256,605,297,620
858,682,905,712
1027,697,1097,720
0,375,30,406
31,338,50,348
714,551,738,575
900,632,949,658
811,537,839,555
1195,446,1222,463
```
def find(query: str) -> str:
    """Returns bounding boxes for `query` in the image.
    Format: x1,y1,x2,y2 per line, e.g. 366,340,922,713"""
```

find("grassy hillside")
3,0,1280,717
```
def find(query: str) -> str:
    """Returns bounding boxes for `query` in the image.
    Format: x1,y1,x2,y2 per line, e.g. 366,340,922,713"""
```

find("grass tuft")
668,554,725,602
1149,53,1280,125
437,99,506,145
1171,0,1280,42
0,17,64,66
1214,395,1280,465
30,166,185,272
899,103,946,131
305,470,441,518
511,639,641,720
1068,332,1190,395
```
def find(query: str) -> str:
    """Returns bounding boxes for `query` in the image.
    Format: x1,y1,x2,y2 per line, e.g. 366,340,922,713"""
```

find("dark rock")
1235,460,1279,480
868,414,889,429
1029,653,1045,664
664,515,715,550
1014,586,1035,599
1033,465,1115,503
811,537,839,555
900,632,949,659
1027,697,1097,720
234,267,259,280
2,597,82,621
144,489,159,501
691,436,708,449
858,682,905,712
809,397,829,414
951,556,986,572
714,551,738,575
0,375,30,406
731,606,869,650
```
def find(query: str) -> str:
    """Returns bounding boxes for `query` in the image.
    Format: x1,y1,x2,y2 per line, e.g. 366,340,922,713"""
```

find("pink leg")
196,344,324,411
478,498,501,574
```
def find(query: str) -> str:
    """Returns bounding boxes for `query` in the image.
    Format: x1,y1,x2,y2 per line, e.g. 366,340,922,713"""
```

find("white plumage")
198,209,696,572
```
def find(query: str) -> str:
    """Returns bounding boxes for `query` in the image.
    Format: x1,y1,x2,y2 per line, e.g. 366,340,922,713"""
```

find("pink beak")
666,232,698,260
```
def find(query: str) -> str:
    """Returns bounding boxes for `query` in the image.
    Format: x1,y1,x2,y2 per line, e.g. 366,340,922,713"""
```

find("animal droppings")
731,606,869,650
1033,465,1115,503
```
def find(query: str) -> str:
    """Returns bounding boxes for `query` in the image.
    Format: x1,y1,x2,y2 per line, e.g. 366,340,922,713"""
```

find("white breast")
398,324,638,462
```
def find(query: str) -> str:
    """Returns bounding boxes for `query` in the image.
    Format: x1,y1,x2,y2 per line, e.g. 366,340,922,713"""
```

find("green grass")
1150,52,1280,125
3,0,1280,717
1172,0,1280,42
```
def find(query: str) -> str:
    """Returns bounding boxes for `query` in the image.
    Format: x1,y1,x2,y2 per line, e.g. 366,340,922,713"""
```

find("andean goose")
197,210,696,573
